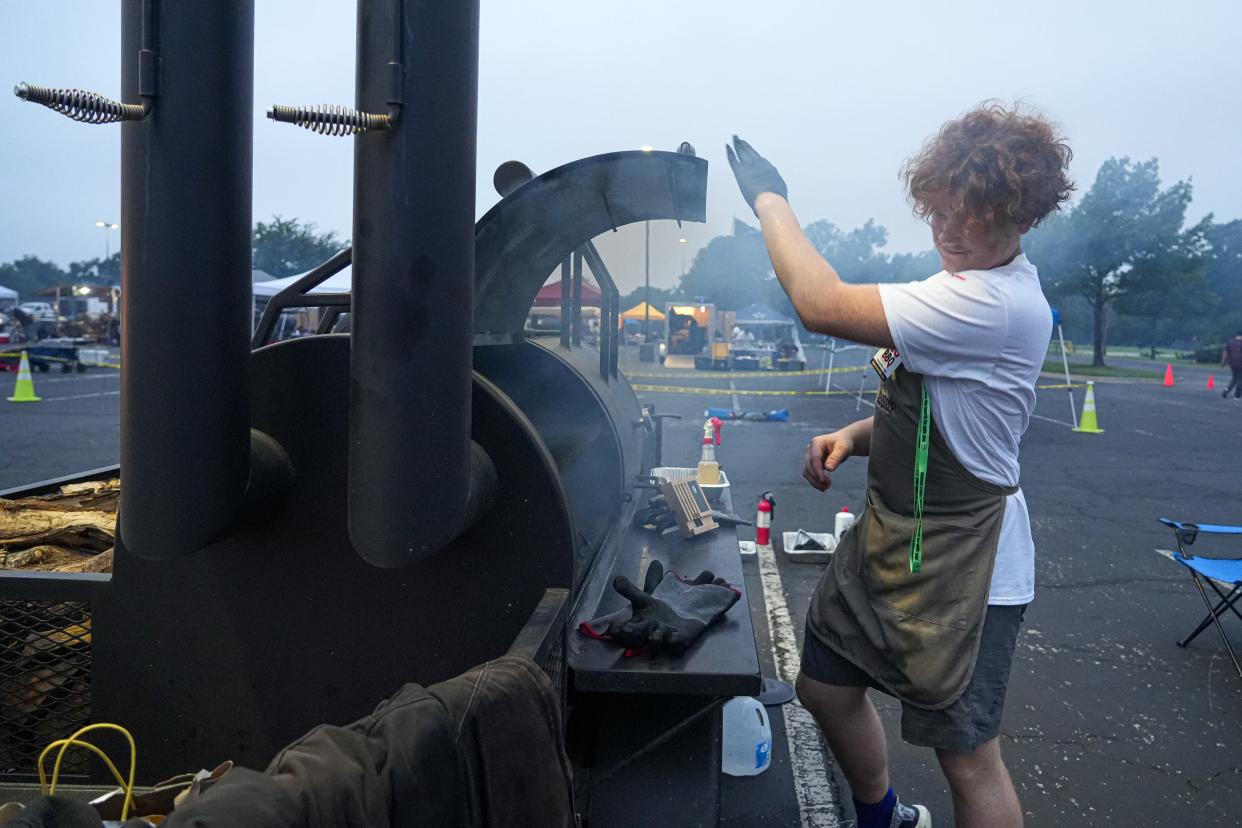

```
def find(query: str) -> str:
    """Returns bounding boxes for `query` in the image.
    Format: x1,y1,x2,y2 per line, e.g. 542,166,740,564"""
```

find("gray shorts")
799,603,1028,753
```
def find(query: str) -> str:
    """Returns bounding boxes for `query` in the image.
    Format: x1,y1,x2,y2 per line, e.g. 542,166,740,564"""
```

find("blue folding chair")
1158,518,1242,678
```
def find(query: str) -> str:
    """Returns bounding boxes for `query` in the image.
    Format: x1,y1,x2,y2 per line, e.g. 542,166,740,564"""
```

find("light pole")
95,221,119,259
644,220,651,340
641,144,653,342
679,236,687,277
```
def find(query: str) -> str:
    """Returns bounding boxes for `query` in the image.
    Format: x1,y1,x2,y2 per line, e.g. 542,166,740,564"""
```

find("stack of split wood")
0,480,116,773
0,479,118,573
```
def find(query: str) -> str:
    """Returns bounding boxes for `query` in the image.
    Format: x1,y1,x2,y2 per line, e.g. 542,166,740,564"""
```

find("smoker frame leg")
573,693,726,828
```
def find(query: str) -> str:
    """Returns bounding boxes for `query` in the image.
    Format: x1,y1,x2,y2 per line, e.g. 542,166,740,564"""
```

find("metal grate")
0,601,91,779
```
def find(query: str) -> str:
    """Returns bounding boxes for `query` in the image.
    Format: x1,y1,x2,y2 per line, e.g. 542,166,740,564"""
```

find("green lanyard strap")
909,385,931,573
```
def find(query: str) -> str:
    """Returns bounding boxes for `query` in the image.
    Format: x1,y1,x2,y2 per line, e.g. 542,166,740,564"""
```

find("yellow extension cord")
38,722,136,820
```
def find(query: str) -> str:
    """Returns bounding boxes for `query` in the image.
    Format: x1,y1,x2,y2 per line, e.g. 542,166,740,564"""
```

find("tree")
889,250,943,282
676,224,774,311
672,218,935,332
676,218,905,310
67,253,120,284
1115,217,1213,357
802,219,893,283
0,255,66,298
618,284,683,312
252,216,347,278
1026,158,1199,366
1205,220,1242,337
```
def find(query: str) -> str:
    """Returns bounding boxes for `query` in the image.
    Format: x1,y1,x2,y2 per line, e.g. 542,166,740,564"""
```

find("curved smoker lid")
473,150,708,335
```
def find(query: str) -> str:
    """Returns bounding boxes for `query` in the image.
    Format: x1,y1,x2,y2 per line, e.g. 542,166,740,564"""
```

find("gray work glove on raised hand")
725,135,788,214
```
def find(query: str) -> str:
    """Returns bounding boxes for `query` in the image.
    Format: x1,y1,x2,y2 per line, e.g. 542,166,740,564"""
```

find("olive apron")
808,362,1018,710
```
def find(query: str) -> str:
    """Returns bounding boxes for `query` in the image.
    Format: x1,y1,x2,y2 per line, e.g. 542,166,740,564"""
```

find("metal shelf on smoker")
568,489,762,697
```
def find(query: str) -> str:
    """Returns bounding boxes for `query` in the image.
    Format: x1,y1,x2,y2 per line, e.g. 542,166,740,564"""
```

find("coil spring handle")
13,0,158,124
268,1,403,136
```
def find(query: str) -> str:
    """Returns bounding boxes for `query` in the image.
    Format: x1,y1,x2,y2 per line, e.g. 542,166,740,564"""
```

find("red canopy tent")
533,278,601,307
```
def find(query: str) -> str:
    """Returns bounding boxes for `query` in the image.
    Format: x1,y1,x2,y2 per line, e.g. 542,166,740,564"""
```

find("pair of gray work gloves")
579,560,740,656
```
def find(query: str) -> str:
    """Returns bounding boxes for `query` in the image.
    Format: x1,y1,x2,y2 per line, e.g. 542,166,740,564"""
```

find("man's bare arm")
840,415,875,457
803,416,875,491
755,193,895,350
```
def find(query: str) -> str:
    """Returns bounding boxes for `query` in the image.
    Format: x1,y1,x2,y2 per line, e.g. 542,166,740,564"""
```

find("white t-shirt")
877,254,1050,605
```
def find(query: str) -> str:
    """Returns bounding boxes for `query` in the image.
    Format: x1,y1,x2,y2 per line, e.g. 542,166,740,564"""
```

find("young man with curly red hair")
727,103,1073,828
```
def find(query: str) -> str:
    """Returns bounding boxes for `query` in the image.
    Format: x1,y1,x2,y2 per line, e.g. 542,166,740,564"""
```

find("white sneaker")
894,800,932,828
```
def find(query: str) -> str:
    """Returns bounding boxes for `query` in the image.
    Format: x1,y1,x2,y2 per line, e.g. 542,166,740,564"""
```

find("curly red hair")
901,102,1074,236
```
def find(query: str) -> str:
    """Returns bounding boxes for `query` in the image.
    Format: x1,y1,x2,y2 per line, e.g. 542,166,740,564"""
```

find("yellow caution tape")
1,351,69,363
626,364,866,379
632,383,878,397
0,351,120,369
633,381,1085,397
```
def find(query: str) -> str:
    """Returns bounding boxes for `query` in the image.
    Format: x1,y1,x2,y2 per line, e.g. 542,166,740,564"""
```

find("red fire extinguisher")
756,491,775,548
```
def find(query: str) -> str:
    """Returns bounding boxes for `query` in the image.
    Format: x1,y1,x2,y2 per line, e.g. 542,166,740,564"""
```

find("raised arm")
726,135,894,349
754,193,894,349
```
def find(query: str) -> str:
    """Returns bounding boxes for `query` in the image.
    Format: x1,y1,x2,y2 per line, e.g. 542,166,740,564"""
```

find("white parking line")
757,542,842,827
1029,412,1074,429
34,390,121,402
32,373,120,385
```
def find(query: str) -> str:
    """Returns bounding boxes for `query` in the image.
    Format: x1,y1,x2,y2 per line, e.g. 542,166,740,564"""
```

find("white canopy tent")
252,265,353,298
0,284,18,302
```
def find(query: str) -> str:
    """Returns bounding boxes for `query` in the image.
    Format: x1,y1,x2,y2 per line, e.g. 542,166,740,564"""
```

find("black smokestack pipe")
119,0,259,558
349,0,495,567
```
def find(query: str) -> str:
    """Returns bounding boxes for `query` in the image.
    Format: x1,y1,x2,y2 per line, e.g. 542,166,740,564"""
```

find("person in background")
726,102,1073,828
10,307,32,344
1220,331,1242,399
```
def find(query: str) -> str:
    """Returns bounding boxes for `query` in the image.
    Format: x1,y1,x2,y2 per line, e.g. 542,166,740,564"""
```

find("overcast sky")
2,0,1239,293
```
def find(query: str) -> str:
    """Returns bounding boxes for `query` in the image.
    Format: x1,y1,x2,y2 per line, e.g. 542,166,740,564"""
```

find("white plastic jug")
721,696,772,777
834,507,856,543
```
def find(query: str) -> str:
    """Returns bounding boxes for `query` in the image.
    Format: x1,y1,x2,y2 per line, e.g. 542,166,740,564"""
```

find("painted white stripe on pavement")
756,541,842,827
34,390,121,402
33,373,120,385
1029,412,1074,429
1029,402,1154,438
729,379,740,411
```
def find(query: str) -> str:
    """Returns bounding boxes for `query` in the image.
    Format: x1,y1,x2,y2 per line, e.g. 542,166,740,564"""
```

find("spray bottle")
697,416,723,485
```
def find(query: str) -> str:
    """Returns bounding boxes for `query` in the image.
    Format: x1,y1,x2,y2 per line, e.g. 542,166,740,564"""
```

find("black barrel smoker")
5,1,762,819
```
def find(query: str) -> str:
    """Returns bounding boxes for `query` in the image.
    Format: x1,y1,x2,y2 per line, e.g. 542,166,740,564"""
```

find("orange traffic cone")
1208,374,1216,390
1163,364,1175,387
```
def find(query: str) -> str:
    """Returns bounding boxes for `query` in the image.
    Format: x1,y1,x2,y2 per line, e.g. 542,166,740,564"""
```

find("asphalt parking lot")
2,345,1240,825
0,367,119,491
640,344,1242,826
